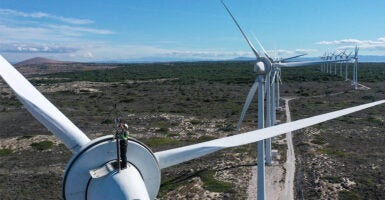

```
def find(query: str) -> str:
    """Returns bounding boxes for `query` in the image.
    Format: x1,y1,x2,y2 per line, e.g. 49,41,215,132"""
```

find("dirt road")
282,98,295,200
247,97,296,200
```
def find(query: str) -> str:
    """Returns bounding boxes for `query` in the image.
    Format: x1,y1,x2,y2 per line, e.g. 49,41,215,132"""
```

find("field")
0,61,384,199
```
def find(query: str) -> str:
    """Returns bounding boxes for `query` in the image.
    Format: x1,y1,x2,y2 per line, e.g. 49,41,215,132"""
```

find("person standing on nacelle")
116,122,129,169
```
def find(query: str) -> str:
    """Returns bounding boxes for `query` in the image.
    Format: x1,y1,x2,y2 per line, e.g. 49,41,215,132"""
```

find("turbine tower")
352,46,359,89
220,1,270,198
345,51,352,81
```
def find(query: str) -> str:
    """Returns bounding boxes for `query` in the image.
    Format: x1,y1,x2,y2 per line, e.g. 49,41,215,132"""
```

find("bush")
143,137,177,148
338,190,360,200
0,148,12,156
200,171,234,193
31,141,54,151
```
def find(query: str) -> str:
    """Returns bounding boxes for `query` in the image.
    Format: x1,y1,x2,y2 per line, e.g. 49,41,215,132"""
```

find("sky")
1,0,385,63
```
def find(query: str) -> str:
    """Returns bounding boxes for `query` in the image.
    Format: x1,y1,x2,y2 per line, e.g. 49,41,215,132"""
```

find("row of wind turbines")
0,0,383,199
220,0,370,199
320,47,360,89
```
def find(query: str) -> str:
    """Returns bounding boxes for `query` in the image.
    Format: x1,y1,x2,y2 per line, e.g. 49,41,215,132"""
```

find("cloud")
266,48,317,57
47,25,113,35
0,43,79,53
316,38,385,51
0,8,93,25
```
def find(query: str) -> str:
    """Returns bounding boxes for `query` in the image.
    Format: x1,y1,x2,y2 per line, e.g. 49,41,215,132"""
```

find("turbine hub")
63,135,160,200
254,57,272,75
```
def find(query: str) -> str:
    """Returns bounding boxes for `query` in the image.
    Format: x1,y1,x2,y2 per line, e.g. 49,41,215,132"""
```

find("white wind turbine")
339,50,346,76
345,51,353,81
320,52,324,73
220,0,358,199
352,46,359,89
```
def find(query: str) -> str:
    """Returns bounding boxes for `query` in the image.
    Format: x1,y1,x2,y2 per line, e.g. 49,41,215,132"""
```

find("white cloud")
0,42,79,53
316,38,385,51
47,25,113,35
266,48,317,58
0,8,93,25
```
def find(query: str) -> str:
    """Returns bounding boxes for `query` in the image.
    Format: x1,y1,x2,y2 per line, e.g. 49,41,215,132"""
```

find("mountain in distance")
13,57,115,75
15,57,70,66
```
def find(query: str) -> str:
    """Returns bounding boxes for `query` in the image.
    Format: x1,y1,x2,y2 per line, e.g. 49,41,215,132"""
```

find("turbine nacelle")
254,57,271,75
63,136,160,200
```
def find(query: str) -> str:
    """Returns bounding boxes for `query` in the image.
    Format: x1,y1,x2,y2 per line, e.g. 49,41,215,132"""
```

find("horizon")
1,0,385,63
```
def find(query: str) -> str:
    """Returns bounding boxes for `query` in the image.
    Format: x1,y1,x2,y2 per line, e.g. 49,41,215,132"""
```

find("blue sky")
1,0,385,62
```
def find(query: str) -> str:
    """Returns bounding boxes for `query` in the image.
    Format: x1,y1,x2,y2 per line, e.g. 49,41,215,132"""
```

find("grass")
30,141,54,151
200,171,234,193
319,148,348,158
311,135,326,145
142,137,177,148
0,149,12,156
17,135,36,140
322,176,341,183
338,190,360,200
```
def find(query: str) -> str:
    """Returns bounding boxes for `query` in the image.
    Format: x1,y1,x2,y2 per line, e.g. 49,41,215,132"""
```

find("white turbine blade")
221,0,260,59
236,77,259,131
0,55,90,153
276,69,282,84
271,70,278,85
155,100,385,169
276,59,350,68
280,53,307,62
251,32,273,62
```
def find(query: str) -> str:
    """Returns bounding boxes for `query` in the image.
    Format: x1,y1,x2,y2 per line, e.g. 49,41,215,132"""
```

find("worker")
117,123,129,169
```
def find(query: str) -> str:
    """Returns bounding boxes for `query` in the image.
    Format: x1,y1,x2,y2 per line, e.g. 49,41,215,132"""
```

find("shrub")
0,148,12,156
31,141,54,151
200,171,234,193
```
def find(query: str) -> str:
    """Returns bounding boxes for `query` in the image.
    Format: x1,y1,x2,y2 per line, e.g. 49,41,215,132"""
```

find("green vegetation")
30,141,54,151
33,61,256,85
311,135,326,145
17,135,36,140
319,148,348,158
338,190,360,200
142,137,177,148
0,148,12,156
322,176,341,183
200,171,234,193
196,135,217,143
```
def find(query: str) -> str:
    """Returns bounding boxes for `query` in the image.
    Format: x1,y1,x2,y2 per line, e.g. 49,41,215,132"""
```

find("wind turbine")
334,52,339,75
345,51,353,81
220,1,358,199
339,50,346,77
327,52,334,74
352,46,359,89
320,52,326,73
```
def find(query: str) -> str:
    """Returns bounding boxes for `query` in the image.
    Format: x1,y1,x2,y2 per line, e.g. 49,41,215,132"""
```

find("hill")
15,57,68,66
13,57,119,75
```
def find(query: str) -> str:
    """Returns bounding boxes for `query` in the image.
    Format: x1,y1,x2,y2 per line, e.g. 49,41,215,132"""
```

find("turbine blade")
155,100,385,169
277,69,282,84
236,77,259,131
271,70,278,85
276,59,349,67
280,53,307,62
221,0,260,59
251,32,273,62
0,55,90,153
